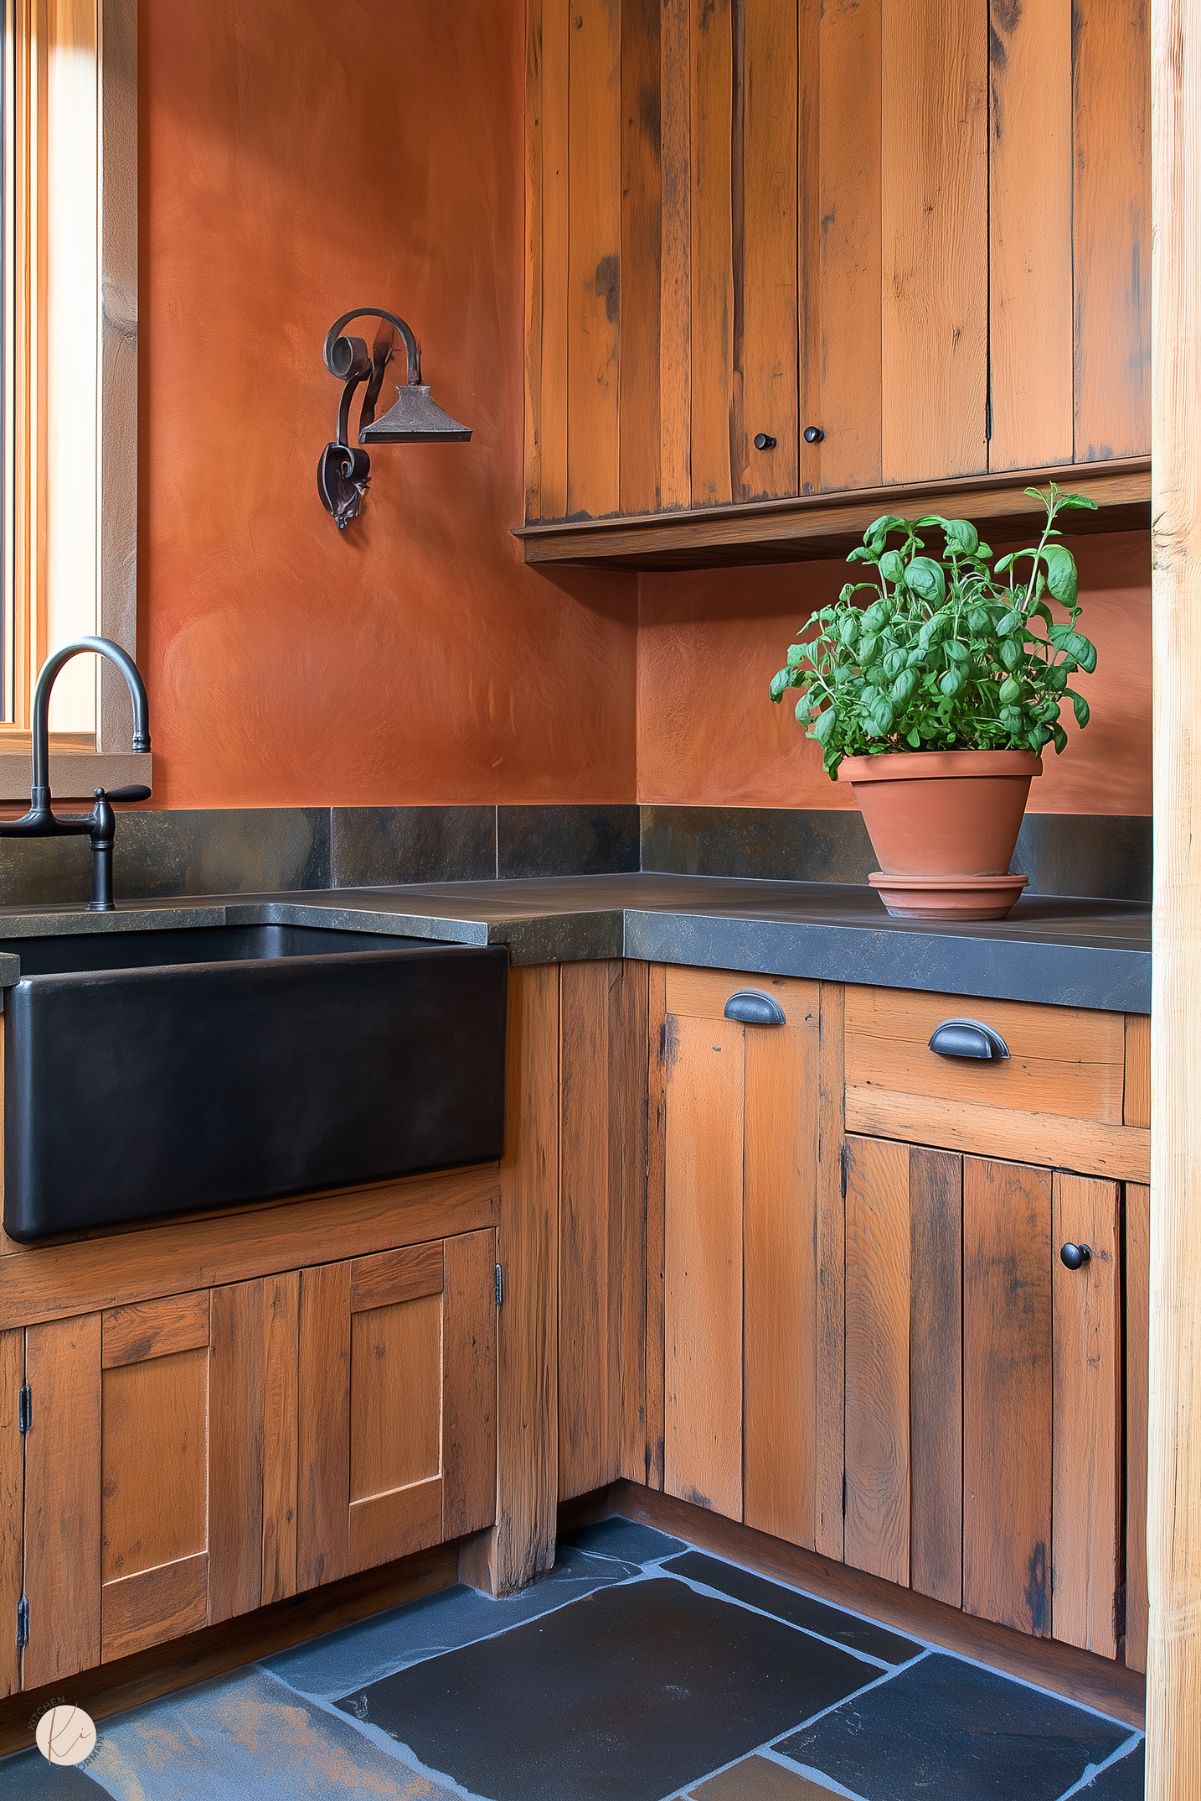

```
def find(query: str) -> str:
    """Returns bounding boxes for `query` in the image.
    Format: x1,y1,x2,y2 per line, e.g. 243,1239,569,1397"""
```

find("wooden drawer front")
843,987,1146,1180
663,966,816,1029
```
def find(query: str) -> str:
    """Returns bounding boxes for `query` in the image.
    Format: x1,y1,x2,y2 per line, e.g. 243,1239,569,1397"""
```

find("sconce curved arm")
322,307,422,387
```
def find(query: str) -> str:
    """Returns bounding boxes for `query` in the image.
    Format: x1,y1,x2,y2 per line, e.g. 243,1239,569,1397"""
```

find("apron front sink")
1,924,507,1242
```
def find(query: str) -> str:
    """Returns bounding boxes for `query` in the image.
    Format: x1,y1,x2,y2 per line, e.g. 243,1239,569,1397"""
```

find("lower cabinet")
843,1138,1123,1657
11,1226,498,1693
654,966,840,1552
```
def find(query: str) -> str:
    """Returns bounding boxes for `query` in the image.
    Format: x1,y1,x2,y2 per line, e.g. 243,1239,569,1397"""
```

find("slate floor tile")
778,1652,1130,1801
267,1540,643,1700
561,1515,685,1566
1074,1743,1145,1799
664,1551,920,1666
688,1753,851,1798
339,1574,879,1801
0,1749,106,1796
80,1667,451,1801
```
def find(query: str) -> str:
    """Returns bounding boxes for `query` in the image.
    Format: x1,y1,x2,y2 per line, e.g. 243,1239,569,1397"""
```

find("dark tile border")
497,805,640,878
640,806,1151,902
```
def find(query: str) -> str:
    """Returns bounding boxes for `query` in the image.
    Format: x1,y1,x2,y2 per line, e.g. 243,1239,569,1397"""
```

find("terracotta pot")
837,748,1042,920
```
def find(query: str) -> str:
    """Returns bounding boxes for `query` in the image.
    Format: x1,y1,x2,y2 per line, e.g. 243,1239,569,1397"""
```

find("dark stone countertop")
0,874,1150,1013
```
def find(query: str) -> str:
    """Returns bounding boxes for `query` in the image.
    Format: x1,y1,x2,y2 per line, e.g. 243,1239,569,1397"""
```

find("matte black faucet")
0,636,152,911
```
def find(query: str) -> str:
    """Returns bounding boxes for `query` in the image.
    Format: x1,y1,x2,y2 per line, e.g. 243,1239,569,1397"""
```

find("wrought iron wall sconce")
317,307,471,530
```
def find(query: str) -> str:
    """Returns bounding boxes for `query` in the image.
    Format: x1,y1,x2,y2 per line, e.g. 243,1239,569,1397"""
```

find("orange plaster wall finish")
636,532,1152,815
139,0,636,808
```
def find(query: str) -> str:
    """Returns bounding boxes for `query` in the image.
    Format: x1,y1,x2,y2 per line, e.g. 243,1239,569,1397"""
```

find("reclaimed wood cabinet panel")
653,968,836,1546
524,0,1150,531
843,1139,1125,1656
297,1231,497,1591
19,1281,279,1690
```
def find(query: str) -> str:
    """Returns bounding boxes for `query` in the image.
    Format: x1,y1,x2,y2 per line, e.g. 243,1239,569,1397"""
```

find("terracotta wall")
139,0,636,808
637,531,1152,815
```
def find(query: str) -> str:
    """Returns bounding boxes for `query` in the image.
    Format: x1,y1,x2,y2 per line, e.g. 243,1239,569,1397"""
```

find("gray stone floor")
0,1517,1144,1799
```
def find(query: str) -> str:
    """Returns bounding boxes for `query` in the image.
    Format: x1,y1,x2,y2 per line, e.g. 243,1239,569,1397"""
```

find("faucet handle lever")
101,784,151,804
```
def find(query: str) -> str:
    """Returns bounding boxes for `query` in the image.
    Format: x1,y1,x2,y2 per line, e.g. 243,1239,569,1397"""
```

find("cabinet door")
20,1278,287,1690
297,1230,496,1590
657,969,827,1542
843,1139,1122,1653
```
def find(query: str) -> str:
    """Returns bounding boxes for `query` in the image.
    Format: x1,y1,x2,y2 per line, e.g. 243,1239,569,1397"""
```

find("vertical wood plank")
1073,0,1150,461
1124,1013,1151,1127
881,0,988,482
567,0,622,516
611,961,651,1485
443,1228,499,1541
663,1013,744,1518
659,0,692,508
689,0,734,505
1149,0,1201,1781
743,986,820,1547
209,1280,266,1624
261,1271,299,1607
808,0,882,493
1125,1181,1149,1674
460,965,560,1596
296,1261,351,1592
23,1313,102,1688
0,1331,23,1698
988,0,1074,471
733,0,798,500
815,981,846,1559
844,1135,911,1587
1052,1173,1121,1658
963,1157,1053,1636
524,0,545,518
909,1146,964,1608
539,0,570,516
620,0,662,513
558,961,614,1499
645,964,669,1489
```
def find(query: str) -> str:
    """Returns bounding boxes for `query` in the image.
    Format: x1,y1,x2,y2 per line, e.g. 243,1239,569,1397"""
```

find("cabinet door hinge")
985,394,993,441
16,1596,29,1651
17,1383,31,1436
841,1471,848,1517
494,1263,504,1307
839,1143,848,1201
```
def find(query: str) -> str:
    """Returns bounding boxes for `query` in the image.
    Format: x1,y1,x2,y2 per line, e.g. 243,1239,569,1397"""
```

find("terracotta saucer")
868,870,1029,922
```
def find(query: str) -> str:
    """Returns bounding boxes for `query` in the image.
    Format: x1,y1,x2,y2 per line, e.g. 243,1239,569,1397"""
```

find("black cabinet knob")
753,432,777,451
1060,1242,1092,1271
803,425,825,444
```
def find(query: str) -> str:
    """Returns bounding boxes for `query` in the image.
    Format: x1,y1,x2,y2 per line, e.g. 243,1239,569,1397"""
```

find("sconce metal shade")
361,383,472,444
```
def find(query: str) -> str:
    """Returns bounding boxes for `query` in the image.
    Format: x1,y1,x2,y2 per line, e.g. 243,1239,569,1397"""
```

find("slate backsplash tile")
497,804,640,878
0,807,329,908
331,806,495,887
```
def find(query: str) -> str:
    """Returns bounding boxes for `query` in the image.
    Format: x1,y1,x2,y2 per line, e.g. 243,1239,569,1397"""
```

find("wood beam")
1148,0,1201,1790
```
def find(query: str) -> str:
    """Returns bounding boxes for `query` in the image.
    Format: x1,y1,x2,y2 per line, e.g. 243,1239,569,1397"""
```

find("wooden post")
1148,0,1201,1790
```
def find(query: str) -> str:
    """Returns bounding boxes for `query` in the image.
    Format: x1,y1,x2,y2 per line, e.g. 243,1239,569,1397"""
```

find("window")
1,0,140,800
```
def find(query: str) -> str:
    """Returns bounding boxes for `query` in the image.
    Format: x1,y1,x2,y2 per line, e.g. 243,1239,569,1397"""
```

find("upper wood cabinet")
523,0,1149,525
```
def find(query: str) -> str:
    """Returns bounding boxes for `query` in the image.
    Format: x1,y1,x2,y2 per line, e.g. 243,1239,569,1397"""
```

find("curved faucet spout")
31,637,151,802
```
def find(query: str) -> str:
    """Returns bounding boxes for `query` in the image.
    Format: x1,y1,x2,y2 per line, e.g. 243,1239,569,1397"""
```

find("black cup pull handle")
928,1018,1010,1061
723,989,786,1028
1060,1242,1092,1271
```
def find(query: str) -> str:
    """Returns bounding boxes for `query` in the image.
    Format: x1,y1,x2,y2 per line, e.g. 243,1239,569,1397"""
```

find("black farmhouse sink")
1,924,507,1242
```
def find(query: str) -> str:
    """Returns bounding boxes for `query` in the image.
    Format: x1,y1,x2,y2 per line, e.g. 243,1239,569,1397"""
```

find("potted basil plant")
770,484,1099,919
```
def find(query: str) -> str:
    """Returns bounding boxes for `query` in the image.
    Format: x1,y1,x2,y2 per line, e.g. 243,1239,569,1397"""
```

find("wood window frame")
1,0,144,802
